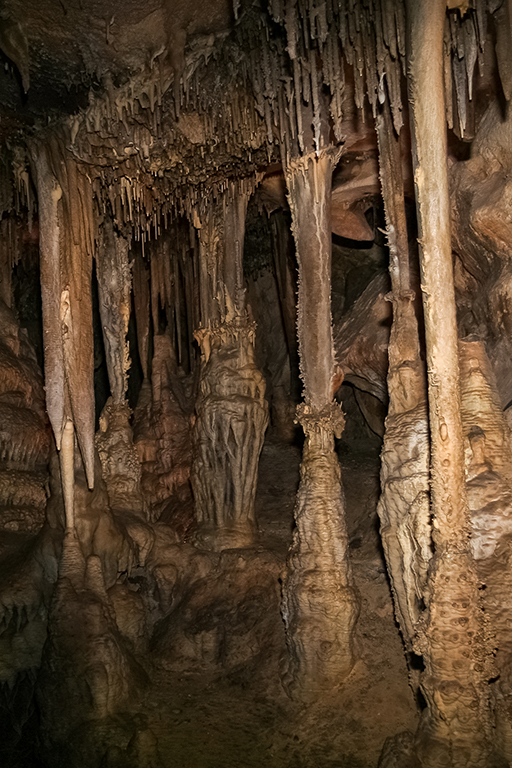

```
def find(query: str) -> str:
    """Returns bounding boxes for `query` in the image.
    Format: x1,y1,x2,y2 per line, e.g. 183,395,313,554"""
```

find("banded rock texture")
193,316,268,549
0,301,50,533
191,185,269,550
460,339,512,763
1,1,512,767
282,149,359,698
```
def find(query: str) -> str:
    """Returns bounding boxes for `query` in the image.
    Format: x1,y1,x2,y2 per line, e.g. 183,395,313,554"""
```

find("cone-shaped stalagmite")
406,1,493,763
191,181,269,550
281,147,359,698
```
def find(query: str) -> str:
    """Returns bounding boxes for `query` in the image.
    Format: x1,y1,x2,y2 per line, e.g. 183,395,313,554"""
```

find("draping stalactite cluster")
2,1,512,767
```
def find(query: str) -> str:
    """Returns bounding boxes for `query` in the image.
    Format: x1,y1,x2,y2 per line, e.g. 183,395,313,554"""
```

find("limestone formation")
459,339,512,762
406,1,493,762
376,100,430,658
282,148,359,698
191,185,269,550
1,2,512,767
0,301,50,533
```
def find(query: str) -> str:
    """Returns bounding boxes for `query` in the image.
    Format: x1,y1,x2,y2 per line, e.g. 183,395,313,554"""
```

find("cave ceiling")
0,0,410,220
0,0,496,228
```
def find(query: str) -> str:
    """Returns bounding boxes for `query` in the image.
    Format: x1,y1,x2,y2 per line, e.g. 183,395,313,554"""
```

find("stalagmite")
60,418,75,531
191,183,269,550
406,1,493,763
375,102,430,655
281,147,359,698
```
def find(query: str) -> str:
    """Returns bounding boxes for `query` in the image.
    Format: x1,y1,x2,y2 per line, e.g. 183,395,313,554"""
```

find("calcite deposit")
1,2,512,767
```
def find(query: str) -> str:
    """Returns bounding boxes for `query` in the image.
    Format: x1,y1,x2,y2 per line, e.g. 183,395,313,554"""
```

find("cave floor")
134,434,418,768
0,431,418,768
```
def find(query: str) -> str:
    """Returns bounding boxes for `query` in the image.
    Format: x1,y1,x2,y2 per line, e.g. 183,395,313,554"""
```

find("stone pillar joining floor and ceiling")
406,1,493,764
281,148,359,699
95,219,144,517
191,182,269,550
375,102,431,659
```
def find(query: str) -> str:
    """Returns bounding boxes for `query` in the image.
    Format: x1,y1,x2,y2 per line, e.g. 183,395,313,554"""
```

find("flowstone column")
376,102,430,656
406,1,493,764
191,183,268,550
281,149,359,699
95,219,143,517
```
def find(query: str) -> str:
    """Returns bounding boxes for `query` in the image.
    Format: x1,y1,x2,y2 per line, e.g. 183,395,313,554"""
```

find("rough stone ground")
0,402,418,768
140,424,418,768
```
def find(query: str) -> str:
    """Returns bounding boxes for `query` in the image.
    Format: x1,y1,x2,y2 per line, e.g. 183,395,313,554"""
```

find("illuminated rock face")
281,150,359,698
0,301,50,533
3,2,512,767
192,315,268,549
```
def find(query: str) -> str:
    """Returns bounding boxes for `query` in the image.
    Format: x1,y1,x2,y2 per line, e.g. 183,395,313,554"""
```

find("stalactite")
60,419,75,531
444,23,455,131
173,248,183,365
463,15,477,102
30,135,96,492
0,216,22,308
94,218,144,516
452,53,468,138
30,146,66,455
150,242,161,336
132,246,150,379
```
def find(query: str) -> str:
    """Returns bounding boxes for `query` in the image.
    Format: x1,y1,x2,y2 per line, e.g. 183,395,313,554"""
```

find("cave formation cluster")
2,0,512,766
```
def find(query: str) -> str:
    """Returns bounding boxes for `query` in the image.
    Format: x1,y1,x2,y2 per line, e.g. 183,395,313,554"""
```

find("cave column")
281,149,359,698
95,219,144,516
95,219,131,409
191,181,269,550
375,102,430,657
406,0,493,762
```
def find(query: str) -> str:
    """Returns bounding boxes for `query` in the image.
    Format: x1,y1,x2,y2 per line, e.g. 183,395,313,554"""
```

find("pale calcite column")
407,1,493,764
191,182,268,550
281,149,359,699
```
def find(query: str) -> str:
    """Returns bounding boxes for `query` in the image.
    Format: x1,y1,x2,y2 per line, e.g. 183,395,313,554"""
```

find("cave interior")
2,0,512,766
